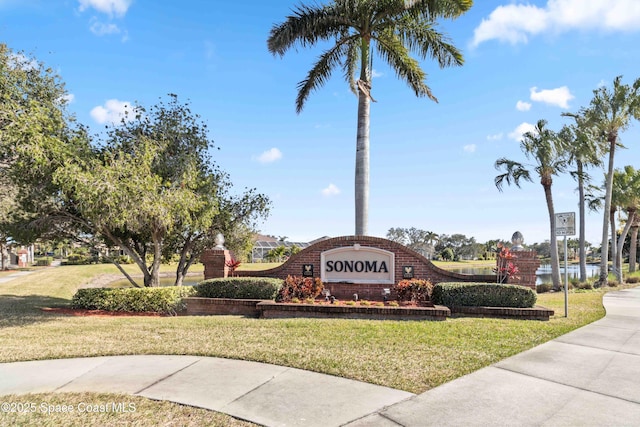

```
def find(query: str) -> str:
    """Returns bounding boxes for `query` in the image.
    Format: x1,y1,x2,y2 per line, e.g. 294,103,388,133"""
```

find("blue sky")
3,0,640,246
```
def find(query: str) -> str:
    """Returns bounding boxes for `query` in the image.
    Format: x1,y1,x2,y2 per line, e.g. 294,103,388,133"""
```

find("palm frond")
405,0,473,20
584,183,604,213
394,17,463,67
267,3,343,57
342,38,360,96
374,31,433,100
494,158,532,192
295,38,355,113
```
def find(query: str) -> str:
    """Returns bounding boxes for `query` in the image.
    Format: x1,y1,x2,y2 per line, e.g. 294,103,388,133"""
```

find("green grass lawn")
0,264,621,395
0,392,254,427
1,263,627,426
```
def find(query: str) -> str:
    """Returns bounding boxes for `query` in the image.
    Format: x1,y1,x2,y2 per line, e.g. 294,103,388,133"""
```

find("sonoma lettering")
325,260,389,273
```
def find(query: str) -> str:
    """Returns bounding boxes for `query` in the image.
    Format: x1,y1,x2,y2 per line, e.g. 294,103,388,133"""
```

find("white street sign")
555,212,576,236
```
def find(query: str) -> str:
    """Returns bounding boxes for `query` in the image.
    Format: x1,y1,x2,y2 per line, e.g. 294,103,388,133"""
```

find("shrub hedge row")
35,257,53,266
194,277,283,300
72,286,196,315
432,282,537,308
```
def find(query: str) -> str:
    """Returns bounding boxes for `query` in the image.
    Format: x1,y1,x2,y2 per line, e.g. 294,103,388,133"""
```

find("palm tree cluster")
495,76,640,289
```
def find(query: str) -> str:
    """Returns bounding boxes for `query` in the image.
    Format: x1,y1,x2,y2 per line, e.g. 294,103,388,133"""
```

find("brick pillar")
17,248,28,268
201,249,232,279
497,250,539,290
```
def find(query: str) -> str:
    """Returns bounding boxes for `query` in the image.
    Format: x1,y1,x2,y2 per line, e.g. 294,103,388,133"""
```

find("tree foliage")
495,120,567,290
268,0,471,235
1,45,270,285
579,76,640,285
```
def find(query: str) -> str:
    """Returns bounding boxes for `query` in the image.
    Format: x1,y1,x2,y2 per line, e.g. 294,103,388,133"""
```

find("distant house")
250,234,330,262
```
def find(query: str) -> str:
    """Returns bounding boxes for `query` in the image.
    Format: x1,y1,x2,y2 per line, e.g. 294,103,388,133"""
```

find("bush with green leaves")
35,257,53,266
72,286,196,315
64,254,91,265
194,277,282,300
432,282,537,308
536,283,553,293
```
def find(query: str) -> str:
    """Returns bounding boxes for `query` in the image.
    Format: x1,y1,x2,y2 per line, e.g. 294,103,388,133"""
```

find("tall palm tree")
268,0,472,235
611,165,640,282
558,116,603,282
581,76,640,286
495,119,567,290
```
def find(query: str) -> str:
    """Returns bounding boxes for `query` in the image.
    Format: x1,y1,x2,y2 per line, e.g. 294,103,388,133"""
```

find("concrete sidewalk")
0,287,638,426
0,270,36,284
0,355,413,426
371,286,640,426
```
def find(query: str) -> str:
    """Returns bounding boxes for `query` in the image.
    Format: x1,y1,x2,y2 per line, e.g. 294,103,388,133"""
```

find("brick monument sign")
201,236,540,300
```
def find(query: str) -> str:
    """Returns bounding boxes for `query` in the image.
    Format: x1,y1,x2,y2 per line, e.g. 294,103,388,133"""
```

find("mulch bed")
40,307,164,317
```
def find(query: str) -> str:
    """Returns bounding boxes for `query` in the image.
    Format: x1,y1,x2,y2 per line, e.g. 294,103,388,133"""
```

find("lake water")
108,264,600,287
447,264,601,284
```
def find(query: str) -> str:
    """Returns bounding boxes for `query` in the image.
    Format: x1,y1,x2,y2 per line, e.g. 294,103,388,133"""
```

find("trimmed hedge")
432,282,537,308
35,257,53,266
194,277,283,300
72,286,196,315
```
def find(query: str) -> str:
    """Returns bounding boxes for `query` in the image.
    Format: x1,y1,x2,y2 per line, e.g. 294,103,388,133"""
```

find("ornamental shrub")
276,275,324,302
71,286,196,315
432,282,536,308
64,254,91,265
194,277,282,300
394,279,433,303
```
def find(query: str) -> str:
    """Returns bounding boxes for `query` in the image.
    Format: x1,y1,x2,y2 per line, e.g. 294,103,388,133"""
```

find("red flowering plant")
494,247,520,283
225,258,241,277
393,279,433,303
276,275,324,302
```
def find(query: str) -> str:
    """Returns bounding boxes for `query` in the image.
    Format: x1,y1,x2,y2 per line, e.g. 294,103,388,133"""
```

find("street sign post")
555,212,576,317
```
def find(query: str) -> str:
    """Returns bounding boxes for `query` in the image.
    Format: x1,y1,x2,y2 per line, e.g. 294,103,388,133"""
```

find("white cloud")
487,133,503,141
530,86,574,108
321,184,341,197
90,99,136,125
90,20,120,36
516,100,532,111
371,69,383,78
508,122,537,142
255,148,282,164
8,52,37,70
463,144,476,153
60,93,75,104
472,0,640,47
78,0,132,17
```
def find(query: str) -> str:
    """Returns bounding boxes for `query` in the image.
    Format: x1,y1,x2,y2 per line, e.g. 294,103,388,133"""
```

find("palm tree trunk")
355,90,370,236
544,183,561,290
578,162,587,282
615,209,635,283
355,40,371,236
598,136,617,286
630,224,639,273
610,208,617,279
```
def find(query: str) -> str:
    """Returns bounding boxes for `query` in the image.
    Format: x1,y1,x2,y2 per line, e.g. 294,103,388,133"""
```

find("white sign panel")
321,245,395,284
555,212,576,236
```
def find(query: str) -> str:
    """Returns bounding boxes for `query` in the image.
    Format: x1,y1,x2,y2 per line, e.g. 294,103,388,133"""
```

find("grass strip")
0,264,624,394
0,392,256,427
